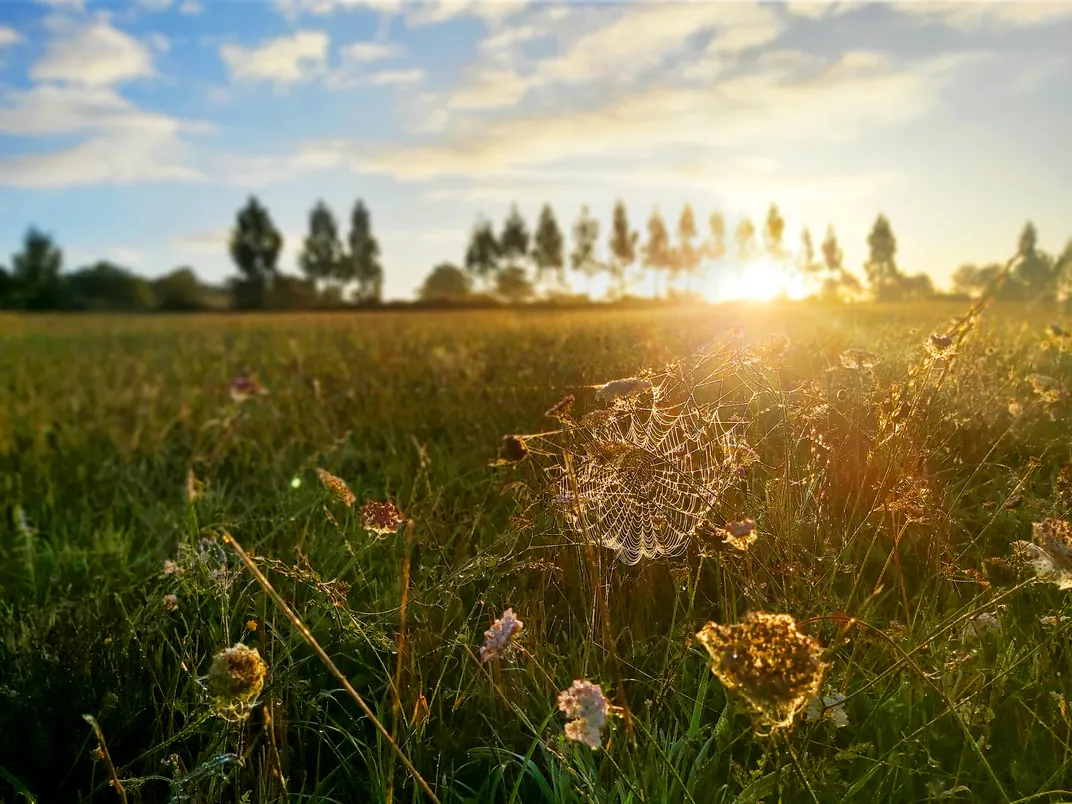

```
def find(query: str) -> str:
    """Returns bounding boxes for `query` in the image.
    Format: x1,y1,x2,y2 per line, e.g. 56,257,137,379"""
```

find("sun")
702,257,809,303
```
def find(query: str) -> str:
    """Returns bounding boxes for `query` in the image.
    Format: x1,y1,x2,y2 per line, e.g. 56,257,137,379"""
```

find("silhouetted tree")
570,205,601,296
1013,221,1055,301
735,217,757,262
496,265,535,303
763,204,786,260
299,200,344,298
420,262,471,302
797,227,817,275
230,196,282,309
348,200,383,304
644,207,671,297
0,266,13,309
702,212,727,298
864,213,902,300
819,224,859,301
532,204,564,293
11,227,63,309
153,267,208,311
674,203,700,291
465,218,501,290
500,204,530,267
608,200,637,298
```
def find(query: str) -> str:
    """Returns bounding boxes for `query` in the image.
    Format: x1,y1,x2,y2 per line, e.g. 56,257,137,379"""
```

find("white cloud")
137,0,173,11
31,18,155,86
534,2,782,87
0,27,24,47
895,2,1072,28
367,67,424,86
272,0,524,26
340,40,404,62
286,49,977,183
178,0,203,14
220,31,330,85
785,2,856,20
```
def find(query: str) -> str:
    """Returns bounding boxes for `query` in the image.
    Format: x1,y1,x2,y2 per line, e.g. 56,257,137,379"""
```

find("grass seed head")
545,394,576,420
696,612,825,731
594,377,653,404
316,468,356,507
557,680,611,749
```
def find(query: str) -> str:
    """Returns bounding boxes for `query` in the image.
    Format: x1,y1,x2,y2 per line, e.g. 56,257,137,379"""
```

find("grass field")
2,301,1072,803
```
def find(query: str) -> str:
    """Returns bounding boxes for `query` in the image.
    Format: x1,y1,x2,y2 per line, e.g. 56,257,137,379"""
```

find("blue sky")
0,0,1070,300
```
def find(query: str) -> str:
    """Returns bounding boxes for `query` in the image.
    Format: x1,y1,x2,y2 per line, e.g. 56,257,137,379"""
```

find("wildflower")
545,394,576,420
246,619,258,631
697,518,758,552
696,611,825,730
499,435,529,463
316,468,356,507
362,499,406,536
163,559,182,576
229,376,267,404
724,518,758,551
926,333,954,356
557,680,612,749
163,594,180,611
804,692,849,728
1008,400,1024,417
1027,374,1065,403
594,377,653,403
480,608,523,663
839,349,878,370
207,643,267,722
1012,519,1072,590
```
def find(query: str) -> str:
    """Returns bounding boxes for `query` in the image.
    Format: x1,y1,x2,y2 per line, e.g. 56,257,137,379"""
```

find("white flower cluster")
480,608,523,663
557,679,611,749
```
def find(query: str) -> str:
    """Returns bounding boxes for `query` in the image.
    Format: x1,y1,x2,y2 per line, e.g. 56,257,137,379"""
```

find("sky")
0,0,1070,300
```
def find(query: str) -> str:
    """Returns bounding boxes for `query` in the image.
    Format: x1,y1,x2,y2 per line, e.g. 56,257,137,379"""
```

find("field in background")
2,301,1071,803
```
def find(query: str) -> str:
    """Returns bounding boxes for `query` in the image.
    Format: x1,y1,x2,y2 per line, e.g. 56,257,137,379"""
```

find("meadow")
2,300,1071,803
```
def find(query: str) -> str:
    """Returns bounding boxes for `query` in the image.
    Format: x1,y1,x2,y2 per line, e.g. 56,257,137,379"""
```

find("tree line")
2,193,1070,312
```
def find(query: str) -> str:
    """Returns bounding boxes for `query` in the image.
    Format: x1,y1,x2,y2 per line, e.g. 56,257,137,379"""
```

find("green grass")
2,301,1072,803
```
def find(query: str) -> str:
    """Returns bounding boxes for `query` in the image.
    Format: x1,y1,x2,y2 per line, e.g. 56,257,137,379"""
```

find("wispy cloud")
288,49,978,184
895,1,1072,28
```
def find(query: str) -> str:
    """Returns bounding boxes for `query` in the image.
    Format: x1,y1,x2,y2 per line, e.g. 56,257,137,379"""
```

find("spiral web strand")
538,338,763,565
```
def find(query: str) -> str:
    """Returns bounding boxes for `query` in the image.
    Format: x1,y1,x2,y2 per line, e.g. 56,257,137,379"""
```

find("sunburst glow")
703,257,809,303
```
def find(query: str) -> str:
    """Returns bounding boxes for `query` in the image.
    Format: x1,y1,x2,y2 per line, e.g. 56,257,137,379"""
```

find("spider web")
537,338,764,565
